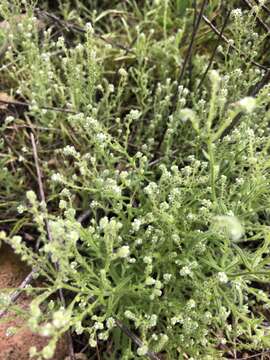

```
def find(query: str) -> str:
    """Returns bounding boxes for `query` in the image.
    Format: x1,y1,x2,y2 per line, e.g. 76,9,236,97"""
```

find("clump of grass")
1,1,270,359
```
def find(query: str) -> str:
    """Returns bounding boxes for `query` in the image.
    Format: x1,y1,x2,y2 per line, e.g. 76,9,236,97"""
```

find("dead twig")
197,10,231,90
35,9,134,54
202,14,269,71
228,348,270,359
152,0,207,161
0,98,77,115
0,269,36,318
242,0,270,33
115,319,161,360
30,133,52,246
176,0,208,89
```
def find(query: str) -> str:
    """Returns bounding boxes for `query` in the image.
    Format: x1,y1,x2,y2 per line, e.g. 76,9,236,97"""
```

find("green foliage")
1,1,270,359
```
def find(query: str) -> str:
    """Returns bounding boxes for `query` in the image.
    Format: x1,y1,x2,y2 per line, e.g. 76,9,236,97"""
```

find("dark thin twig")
242,0,270,33
152,0,208,161
187,0,197,90
177,0,208,88
202,14,269,71
0,98,77,114
0,270,36,318
228,348,270,359
36,9,133,54
30,133,52,246
197,10,231,90
115,319,161,360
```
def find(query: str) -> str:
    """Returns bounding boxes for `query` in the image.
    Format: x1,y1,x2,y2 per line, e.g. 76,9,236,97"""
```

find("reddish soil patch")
0,243,68,360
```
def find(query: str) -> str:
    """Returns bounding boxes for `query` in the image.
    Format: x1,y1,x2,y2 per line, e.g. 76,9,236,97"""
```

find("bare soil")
0,243,68,360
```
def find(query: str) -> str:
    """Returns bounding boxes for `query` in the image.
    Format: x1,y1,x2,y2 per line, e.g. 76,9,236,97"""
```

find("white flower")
96,132,107,143
116,245,130,258
186,299,196,309
118,68,128,77
108,84,114,93
129,109,141,120
145,277,156,286
124,310,136,320
42,344,55,360
89,337,97,347
63,145,77,156
231,8,242,19
17,204,26,214
51,173,63,183
26,190,37,203
209,69,221,84
179,108,199,131
39,323,54,337
106,317,116,329
52,309,70,329
149,314,158,327
59,200,67,209
213,215,244,241
163,273,172,282
238,97,256,113
85,22,94,34
137,345,148,356
143,256,152,264
179,266,192,276
132,218,141,232
217,272,229,284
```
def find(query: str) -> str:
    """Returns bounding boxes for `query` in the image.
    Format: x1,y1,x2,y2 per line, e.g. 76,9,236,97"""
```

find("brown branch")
0,269,36,318
0,98,77,114
202,14,269,71
176,0,208,89
242,0,270,33
35,9,134,54
115,319,161,360
228,348,270,359
197,10,231,90
152,0,208,162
